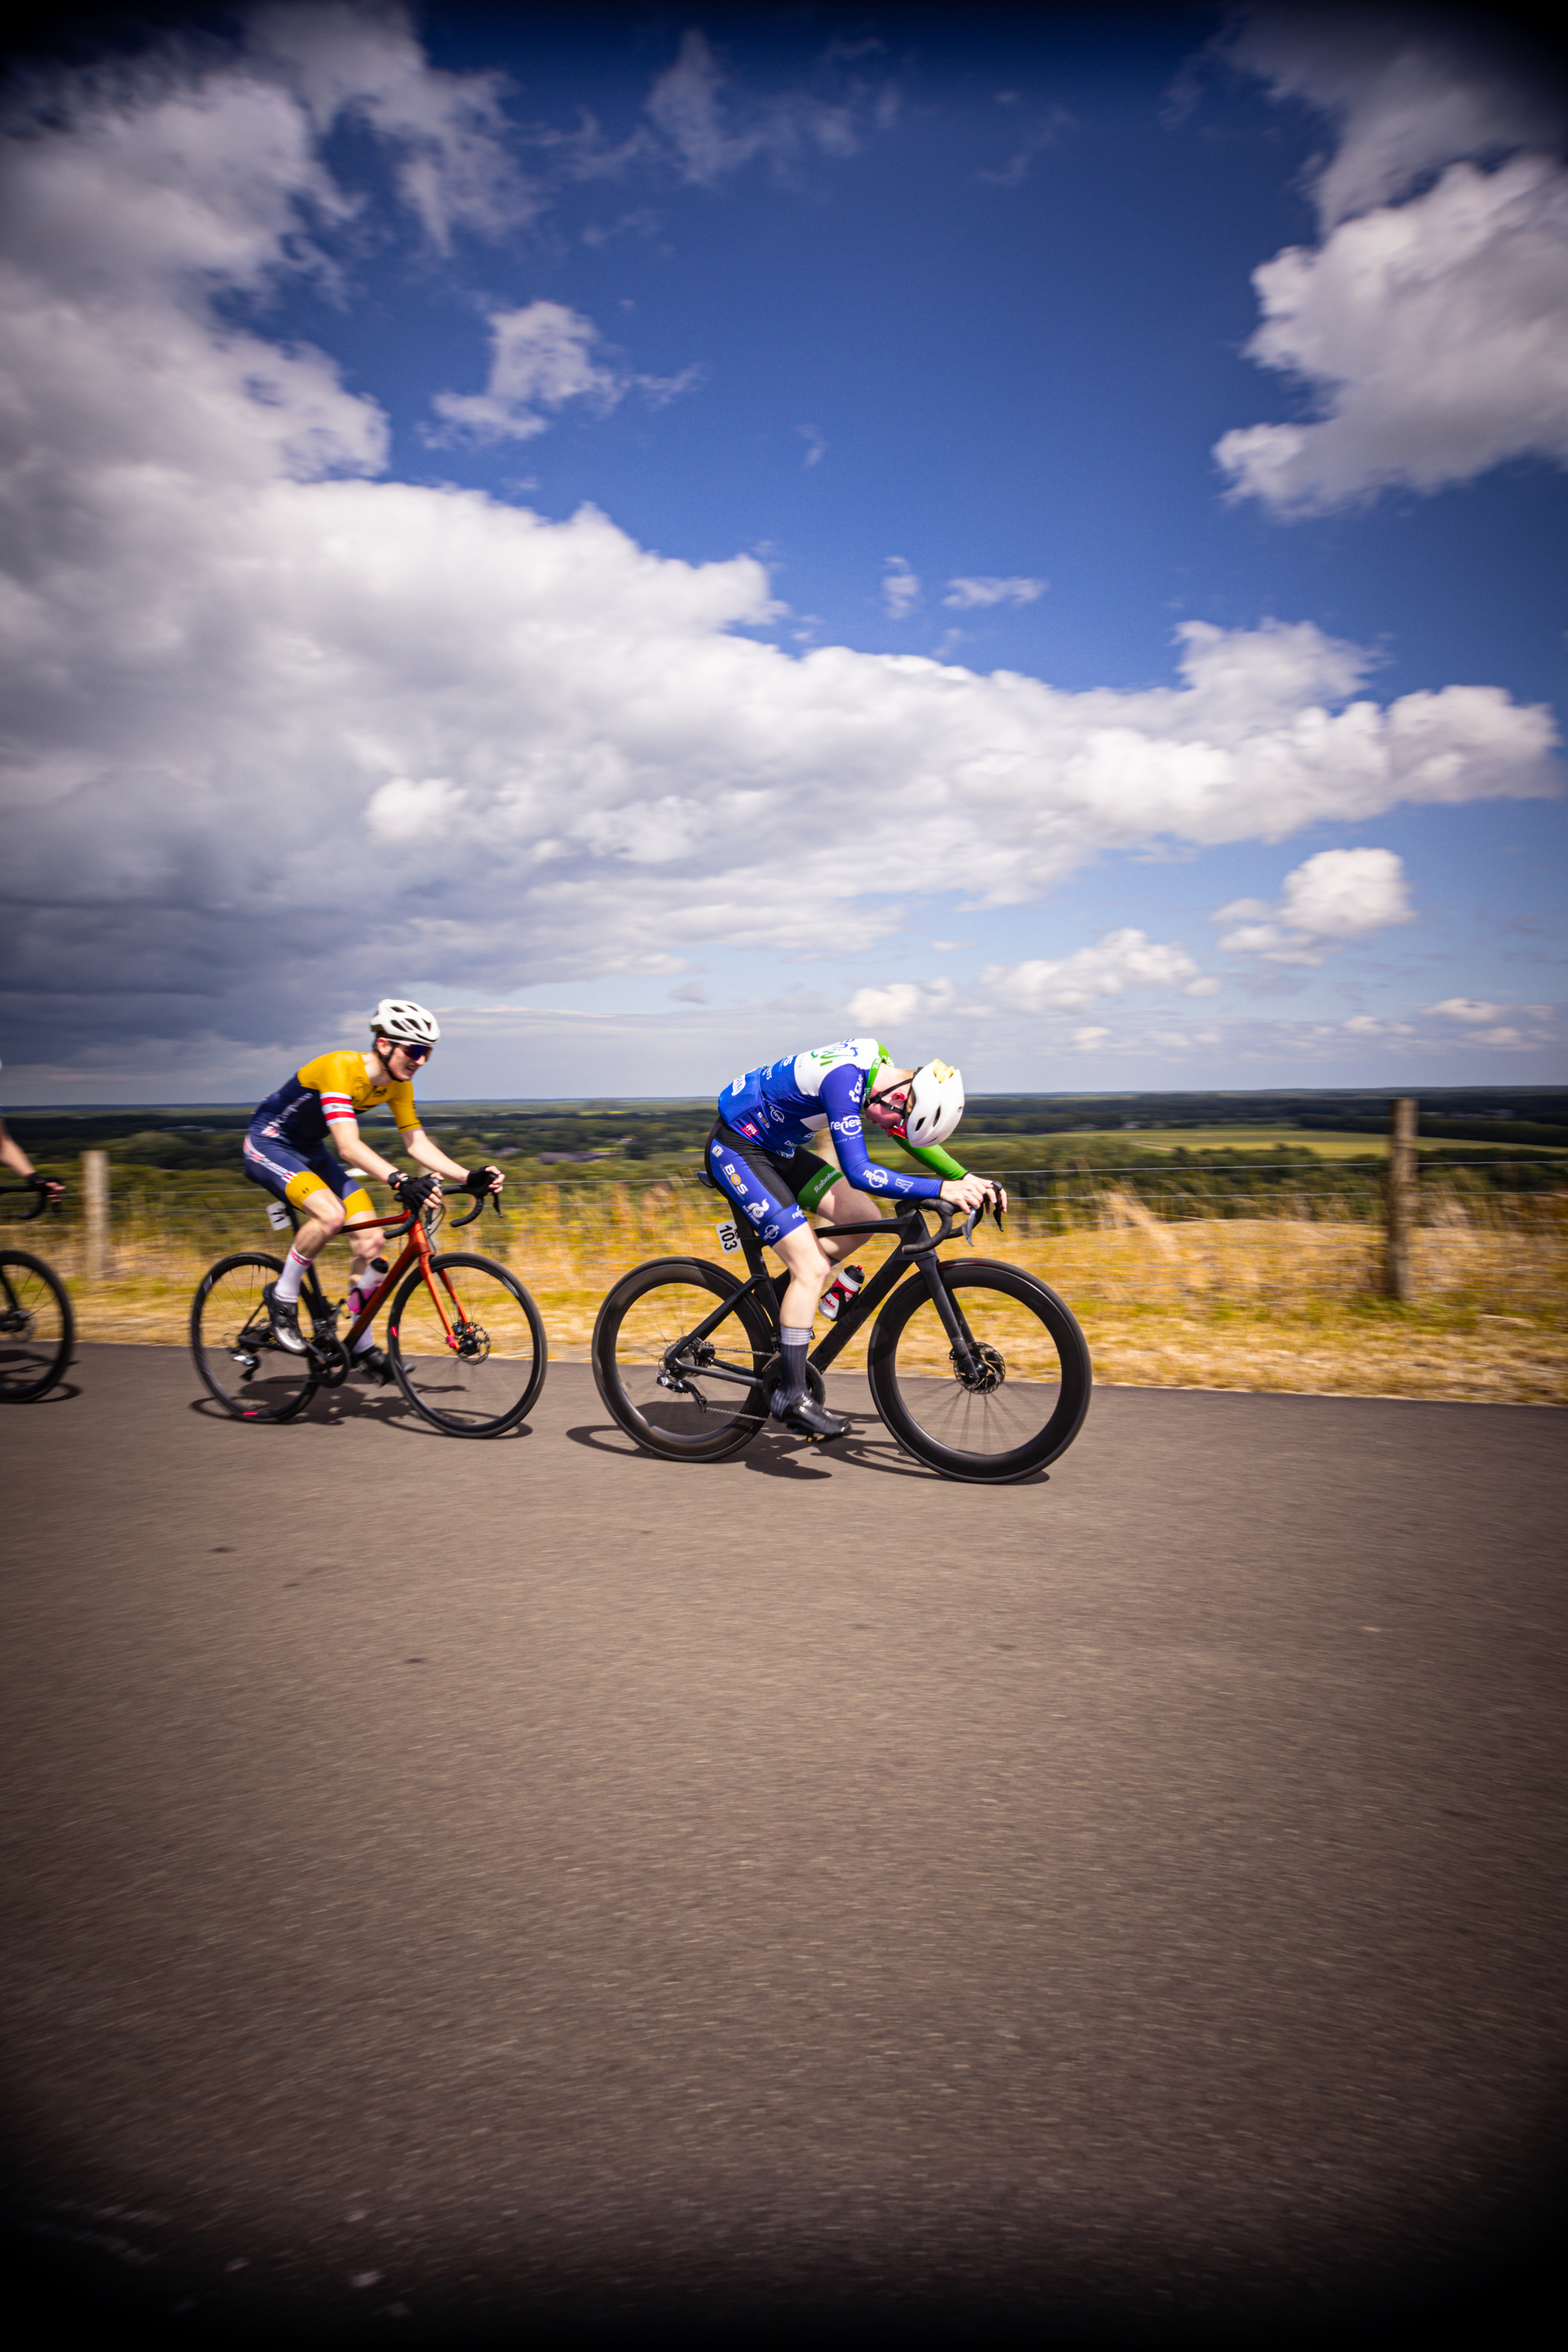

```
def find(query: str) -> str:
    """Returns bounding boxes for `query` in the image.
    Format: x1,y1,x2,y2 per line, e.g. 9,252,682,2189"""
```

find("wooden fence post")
1383,1097,1417,1302
82,1149,111,1280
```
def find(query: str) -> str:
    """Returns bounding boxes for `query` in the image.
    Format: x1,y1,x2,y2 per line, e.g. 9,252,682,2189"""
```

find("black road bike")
592,1177,1091,1483
0,1182,73,1403
191,1189,546,1436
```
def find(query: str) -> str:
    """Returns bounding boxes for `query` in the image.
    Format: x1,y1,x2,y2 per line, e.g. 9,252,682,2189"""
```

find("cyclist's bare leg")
291,1189,384,1283
289,1186,347,1265
772,1224,834,1329
813,1177,887,1264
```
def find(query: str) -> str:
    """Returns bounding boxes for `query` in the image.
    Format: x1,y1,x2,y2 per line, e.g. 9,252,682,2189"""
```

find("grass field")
1031,1126,1565,1159
36,1180,1568,1409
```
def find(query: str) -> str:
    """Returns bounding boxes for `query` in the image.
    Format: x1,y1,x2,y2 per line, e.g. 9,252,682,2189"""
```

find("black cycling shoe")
774,1393,852,1443
354,1343,393,1385
263,1284,307,1356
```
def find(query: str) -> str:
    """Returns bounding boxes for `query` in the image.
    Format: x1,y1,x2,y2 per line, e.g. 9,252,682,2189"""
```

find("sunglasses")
397,1041,434,1064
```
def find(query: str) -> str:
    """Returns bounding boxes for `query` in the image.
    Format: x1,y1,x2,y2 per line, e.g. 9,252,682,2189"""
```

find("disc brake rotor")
450,1320,491,1363
953,1339,1006,1394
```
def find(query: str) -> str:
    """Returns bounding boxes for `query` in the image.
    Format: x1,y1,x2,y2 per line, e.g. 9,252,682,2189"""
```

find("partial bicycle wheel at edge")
592,1256,774,1461
0,1248,74,1401
868,1258,1091,1483
191,1251,318,1422
387,1251,546,1435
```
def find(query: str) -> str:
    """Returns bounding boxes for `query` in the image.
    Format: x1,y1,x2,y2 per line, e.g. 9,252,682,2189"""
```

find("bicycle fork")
905,1254,999,1390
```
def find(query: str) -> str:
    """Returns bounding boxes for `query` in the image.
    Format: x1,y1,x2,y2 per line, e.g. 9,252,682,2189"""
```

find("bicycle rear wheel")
190,1253,319,1423
592,1257,773,1461
0,1249,73,1401
387,1252,546,1436
868,1259,1091,1483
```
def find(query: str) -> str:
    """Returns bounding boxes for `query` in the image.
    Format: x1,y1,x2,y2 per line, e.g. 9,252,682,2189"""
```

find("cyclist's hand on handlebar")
389,1169,440,1215
463,1163,504,1198
28,1173,64,1203
940,1172,1004,1218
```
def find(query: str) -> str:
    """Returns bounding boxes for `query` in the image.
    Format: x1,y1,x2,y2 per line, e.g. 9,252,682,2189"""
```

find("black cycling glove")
390,1170,438,1215
463,1164,501,1197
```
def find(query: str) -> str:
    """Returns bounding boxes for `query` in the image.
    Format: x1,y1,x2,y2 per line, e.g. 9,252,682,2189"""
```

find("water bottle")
819,1264,866,1322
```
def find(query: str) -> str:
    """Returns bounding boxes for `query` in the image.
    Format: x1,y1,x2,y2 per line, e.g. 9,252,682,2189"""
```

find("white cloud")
1227,7,1564,230
251,0,535,249
1219,13,1568,511
943,576,1047,608
1342,1014,1413,1036
845,978,958,1032
1215,848,1415,964
981,930,1210,1015
1216,156,1568,512
1425,997,1507,1023
431,302,623,443
643,27,880,187
0,11,1559,1071
366,775,466,843
1279,844,1414,937
881,557,920,619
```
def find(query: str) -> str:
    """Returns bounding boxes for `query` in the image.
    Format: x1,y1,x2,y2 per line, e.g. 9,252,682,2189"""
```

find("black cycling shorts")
706,1120,838,1248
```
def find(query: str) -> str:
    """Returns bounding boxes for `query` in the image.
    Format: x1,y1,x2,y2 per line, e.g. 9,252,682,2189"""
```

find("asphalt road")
2,1345,1566,2345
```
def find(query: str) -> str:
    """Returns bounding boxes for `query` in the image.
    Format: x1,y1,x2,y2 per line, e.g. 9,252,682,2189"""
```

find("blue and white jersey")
717,1038,942,1203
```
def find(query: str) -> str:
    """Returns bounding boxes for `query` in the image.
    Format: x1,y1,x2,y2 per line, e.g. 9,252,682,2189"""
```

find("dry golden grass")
38,1180,1568,1405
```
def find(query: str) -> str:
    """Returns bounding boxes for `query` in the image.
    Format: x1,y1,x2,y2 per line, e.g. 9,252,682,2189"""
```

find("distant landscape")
11,1086,1564,1409
9,1087,1568,1196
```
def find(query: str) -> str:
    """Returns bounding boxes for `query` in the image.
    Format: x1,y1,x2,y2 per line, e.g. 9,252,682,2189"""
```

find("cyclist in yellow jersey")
243,999,502,1370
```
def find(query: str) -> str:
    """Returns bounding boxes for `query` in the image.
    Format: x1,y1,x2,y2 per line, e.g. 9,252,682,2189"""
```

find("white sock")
274,1245,311,1305
349,1262,386,1312
350,1260,387,1348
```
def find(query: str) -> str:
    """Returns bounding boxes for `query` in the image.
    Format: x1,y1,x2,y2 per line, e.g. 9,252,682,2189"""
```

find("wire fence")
16,1157,1568,1325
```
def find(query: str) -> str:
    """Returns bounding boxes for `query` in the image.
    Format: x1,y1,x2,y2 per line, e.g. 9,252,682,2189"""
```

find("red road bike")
191,1189,545,1435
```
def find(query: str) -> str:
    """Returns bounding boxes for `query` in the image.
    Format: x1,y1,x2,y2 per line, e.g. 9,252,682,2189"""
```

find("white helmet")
371,998,441,1045
904,1058,964,1147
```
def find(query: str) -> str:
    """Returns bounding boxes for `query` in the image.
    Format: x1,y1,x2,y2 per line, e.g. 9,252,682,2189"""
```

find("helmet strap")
866,1079,909,1140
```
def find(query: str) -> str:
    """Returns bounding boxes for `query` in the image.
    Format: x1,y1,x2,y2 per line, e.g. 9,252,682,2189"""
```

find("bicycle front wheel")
868,1259,1091,1483
387,1253,546,1436
191,1253,319,1423
0,1249,73,1402
592,1257,773,1461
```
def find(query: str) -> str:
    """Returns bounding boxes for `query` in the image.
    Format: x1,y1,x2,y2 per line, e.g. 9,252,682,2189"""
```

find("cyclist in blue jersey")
710,1038,1005,1440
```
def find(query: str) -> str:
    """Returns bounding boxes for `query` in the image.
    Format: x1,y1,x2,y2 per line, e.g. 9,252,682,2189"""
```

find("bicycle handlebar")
0,1181,58,1221
338,1182,502,1240
813,1186,1004,1250
449,1186,501,1229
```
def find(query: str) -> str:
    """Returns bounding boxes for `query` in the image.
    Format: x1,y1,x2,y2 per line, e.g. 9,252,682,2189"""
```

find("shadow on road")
185,1387,540,1439
15,1378,82,1406
561,1410,1051,1486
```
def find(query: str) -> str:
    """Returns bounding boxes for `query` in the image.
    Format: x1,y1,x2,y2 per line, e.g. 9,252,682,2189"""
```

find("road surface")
3,1345,1566,2342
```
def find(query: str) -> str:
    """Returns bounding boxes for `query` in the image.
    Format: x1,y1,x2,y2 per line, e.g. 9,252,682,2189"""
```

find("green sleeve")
899,1137,966,1181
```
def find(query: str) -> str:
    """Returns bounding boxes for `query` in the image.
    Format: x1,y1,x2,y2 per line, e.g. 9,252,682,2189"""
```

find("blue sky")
1,2,1564,1102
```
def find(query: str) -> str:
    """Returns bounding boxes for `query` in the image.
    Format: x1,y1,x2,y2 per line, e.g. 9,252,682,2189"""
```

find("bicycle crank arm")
660,1352,759,1392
